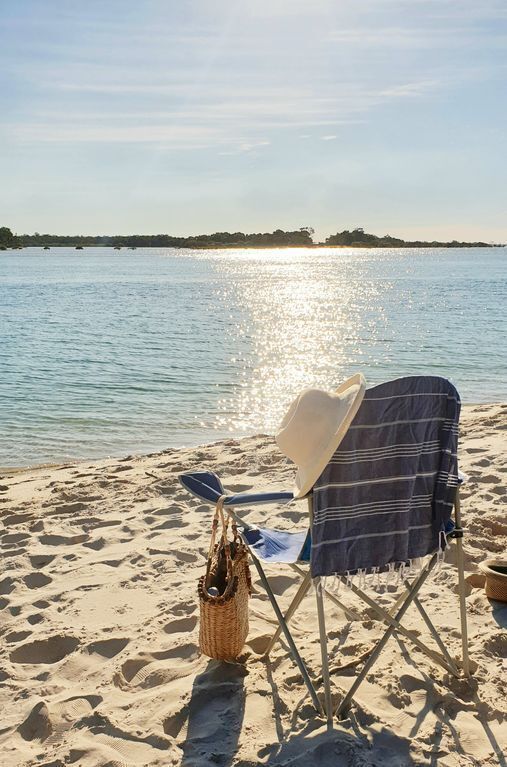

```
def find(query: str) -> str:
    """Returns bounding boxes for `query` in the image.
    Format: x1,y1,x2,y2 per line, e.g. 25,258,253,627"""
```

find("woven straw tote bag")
198,498,251,660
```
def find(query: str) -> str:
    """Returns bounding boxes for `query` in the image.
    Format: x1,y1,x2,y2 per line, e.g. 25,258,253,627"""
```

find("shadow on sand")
179,650,505,766
490,598,507,628
179,656,433,766
180,660,247,767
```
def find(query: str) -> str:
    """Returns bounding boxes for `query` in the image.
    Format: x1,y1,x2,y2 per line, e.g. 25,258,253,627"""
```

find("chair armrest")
179,470,293,507
225,490,294,506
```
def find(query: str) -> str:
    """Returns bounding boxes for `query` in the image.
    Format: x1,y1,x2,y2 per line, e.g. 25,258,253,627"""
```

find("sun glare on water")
202,248,389,435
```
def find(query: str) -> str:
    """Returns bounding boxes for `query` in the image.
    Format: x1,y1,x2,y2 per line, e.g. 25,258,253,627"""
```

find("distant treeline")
323,228,496,248
3,227,314,249
0,225,501,249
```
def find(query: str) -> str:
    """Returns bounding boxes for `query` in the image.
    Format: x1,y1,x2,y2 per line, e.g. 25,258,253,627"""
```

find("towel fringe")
329,554,443,592
322,544,454,591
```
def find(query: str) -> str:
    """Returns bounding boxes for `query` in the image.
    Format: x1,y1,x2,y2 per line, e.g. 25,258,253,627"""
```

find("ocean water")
0,247,505,467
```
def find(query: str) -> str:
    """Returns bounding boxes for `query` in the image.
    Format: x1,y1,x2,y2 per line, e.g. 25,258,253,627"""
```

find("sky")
1,0,506,241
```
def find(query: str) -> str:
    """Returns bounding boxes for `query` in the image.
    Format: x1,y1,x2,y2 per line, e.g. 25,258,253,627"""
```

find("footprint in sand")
169,601,197,616
3,512,35,526
482,634,507,658
279,509,304,523
29,554,56,569
192,504,210,514
44,501,87,515
163,615,198,634
0,576,15,595
86,637,130,658
175,551,198,564
17,695,103,744
83,537,107,551
99,559,125,568
39,533,89,546
23,572,52,589
152,505,183,517
267,574,298,596
150,518,187,532
17,701,53,742
30,521,44,532
477,473,502,484
6,630,32,643
163,706,188,738
0,547,27,560
27,613,44,625
148,547,173,557
173,491,192,503
1,532,30,545
116,643,200,690
10,635,80,664
80,518,122,531
483,518,507,535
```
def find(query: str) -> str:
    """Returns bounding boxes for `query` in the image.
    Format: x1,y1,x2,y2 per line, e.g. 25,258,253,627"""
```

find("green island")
0,226,502,250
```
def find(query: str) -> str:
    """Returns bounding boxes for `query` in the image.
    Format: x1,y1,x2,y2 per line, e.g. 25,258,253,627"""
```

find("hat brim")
292,373,366,499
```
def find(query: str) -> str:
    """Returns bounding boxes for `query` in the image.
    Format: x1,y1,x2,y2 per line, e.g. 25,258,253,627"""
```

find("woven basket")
479,559,507,603
198,500,251,660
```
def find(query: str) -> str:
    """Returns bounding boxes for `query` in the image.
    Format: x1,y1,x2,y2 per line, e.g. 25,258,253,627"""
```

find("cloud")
2,0,503,155
4,81,438,148
328,26,507,48
4,76,442,149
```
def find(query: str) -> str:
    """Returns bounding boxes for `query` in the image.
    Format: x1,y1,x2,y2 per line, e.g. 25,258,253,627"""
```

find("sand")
0,403,506,766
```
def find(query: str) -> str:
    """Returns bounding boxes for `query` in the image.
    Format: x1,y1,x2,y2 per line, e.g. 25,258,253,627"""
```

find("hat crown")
275,374,366,498
277,389,343,465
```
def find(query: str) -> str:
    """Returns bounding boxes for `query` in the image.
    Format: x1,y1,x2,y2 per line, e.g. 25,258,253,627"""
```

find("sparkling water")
1,247,505,466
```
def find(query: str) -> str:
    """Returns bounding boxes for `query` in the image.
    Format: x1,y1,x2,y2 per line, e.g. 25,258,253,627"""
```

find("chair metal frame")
224,485,470,726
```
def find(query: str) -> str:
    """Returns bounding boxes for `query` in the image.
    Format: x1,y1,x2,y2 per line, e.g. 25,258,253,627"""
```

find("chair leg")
406,586,460,676
338,570,457,674
315,577,333,729
389,587,410,616
335,552,438,718
454,489,471,677
248,553,323,715
264,571,313,656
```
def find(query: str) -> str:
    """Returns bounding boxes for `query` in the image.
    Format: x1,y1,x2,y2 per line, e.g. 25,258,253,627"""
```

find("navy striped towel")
311,376,460,578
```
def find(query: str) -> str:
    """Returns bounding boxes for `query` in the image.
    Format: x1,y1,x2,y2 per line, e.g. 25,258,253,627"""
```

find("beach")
1,402,506,766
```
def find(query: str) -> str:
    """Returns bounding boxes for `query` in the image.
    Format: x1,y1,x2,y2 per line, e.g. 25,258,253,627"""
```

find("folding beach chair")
179,376,470,724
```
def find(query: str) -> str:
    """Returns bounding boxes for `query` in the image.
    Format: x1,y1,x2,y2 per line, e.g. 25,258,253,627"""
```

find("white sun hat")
276,373,366,499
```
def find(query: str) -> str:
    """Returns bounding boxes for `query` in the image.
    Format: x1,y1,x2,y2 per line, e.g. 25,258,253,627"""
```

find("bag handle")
205,495,233,586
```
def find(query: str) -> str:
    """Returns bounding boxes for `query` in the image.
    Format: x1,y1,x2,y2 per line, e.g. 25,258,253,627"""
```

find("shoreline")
1,401,505,476
5,244,505,250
